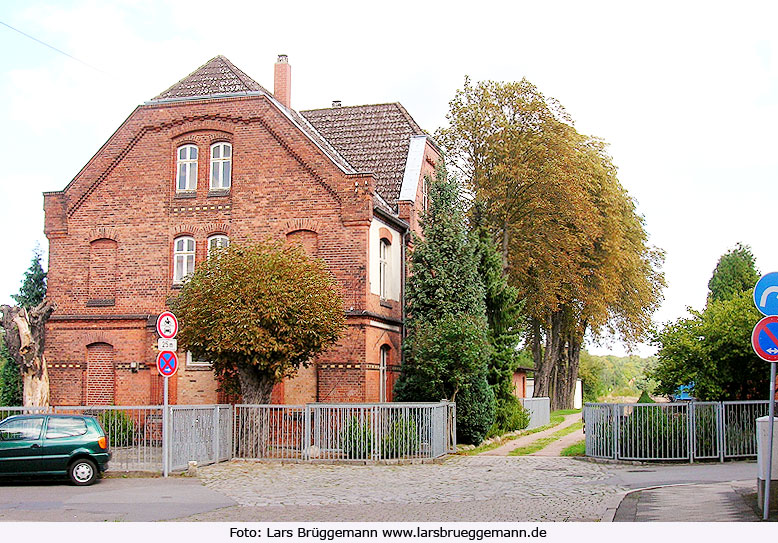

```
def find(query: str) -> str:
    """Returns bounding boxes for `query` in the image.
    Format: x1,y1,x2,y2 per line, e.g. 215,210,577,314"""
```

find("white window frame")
186,351,212,368
210,142,232,190
173,236,195,283
176,145,198,192
207,235,230,257
379,345,389,402
379,239,390,299
422,177,429,211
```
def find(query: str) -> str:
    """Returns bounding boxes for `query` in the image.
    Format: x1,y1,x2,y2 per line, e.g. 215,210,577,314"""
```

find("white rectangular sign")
157,338,177,351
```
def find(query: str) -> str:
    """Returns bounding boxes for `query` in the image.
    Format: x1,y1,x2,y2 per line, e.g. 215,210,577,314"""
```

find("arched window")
176,145,198,191
173,236,195,283
379,238,390,300
207,235,230,257
210,142,232,190
380,345,390,402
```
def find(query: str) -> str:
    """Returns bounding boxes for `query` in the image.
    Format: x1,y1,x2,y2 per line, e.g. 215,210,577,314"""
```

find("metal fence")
1,400,456,471
53,406,164,472
519,397,551,429
584,400,770,462
233,402,455,461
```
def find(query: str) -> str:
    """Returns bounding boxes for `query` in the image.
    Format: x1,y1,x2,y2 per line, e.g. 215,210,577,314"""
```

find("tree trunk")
236,363,277,404
551,331,584,410
1,301,55,407
533,311,564,399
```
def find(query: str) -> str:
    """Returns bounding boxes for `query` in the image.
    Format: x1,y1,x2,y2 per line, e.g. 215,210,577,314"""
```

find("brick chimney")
274,54,291,108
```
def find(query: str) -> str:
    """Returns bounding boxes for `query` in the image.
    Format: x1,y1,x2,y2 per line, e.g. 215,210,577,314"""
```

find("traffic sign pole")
163,376,169,478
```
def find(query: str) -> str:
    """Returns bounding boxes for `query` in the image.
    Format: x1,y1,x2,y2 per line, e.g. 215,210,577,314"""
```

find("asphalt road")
0,475,235,521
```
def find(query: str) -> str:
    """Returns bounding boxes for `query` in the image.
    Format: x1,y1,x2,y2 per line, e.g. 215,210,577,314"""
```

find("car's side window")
45,417,88,439
0,417,44,441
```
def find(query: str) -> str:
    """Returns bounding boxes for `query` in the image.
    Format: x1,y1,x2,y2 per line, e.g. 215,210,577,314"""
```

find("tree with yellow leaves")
437,78,664,409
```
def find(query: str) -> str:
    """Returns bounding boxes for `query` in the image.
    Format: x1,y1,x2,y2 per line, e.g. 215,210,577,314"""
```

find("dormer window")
176,145,198,191
210,142,232,190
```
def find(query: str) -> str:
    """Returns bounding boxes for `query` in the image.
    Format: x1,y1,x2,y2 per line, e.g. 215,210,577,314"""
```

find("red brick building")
43,55,439,406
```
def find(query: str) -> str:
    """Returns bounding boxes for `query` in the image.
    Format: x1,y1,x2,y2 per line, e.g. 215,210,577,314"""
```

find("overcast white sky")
1,0,776,357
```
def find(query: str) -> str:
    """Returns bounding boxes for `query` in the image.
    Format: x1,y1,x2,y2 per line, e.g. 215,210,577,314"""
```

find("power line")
0,19,107,75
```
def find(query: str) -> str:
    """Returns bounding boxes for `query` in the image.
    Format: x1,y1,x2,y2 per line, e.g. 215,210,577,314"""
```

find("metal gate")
168,405,232,471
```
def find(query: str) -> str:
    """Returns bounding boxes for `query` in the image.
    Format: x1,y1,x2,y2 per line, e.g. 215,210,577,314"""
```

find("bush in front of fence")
619,404,688,459
339,415,423,460
488,397,530,438
340,416,372,459
98,410,136,447
381,417,421,459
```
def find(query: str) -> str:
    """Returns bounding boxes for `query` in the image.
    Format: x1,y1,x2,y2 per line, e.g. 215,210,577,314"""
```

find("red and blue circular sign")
156,350,179,377
752,316,778,362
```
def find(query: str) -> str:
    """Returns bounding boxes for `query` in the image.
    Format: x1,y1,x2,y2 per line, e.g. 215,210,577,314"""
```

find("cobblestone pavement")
177,456,627,522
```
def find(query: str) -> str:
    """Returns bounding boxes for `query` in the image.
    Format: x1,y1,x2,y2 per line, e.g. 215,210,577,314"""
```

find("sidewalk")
483,412,582,456
611,480,762,522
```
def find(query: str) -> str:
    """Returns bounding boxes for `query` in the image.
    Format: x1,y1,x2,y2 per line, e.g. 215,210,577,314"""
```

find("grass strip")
560,439,586,457
460,412,568,456
508,420,583,456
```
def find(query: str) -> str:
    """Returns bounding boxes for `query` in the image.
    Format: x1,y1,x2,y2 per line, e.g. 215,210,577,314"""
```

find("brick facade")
43,55,439,406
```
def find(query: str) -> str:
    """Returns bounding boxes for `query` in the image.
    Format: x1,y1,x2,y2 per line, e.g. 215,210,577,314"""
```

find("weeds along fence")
519,397,551,429
233,402,455,461
1,401,455,471
584,400,770,462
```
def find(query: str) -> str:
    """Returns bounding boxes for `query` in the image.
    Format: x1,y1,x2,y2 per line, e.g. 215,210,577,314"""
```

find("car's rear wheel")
69,458,97,486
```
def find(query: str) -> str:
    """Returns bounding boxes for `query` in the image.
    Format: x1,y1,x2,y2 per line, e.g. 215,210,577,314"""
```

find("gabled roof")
150,55,271,102
301,103,427,206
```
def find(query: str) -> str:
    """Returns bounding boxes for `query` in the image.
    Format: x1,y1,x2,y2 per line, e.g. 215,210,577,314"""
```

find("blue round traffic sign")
752,316,778,362
754,272,778,317
156,350,179,377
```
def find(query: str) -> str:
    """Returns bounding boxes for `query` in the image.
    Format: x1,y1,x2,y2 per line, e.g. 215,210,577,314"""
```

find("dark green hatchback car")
0,414,111,485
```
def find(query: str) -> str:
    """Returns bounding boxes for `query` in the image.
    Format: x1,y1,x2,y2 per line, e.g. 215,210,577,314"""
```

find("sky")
1,0,776,357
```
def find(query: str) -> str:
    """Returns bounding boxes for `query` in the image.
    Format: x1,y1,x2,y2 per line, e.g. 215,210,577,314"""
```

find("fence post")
213,405,219,464
612,404,619,460
688,402,694,463
303,404,311,461
717,402,724,463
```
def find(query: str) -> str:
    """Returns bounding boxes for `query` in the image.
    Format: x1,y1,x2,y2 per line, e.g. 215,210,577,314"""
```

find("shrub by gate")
584,400,769,462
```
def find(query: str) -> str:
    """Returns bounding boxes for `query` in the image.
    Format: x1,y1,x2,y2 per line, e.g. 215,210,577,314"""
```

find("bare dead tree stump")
1,300,56,407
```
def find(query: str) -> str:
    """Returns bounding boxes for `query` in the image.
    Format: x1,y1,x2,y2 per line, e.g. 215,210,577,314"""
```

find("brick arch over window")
286,229,319,256
85,342,115,406
88,226,118,243
88,238,117,306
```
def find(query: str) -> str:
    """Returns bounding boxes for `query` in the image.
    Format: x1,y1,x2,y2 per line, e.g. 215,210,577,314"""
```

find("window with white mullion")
379,239,389,299
207,235,230,257
210,142,232,190
176,145,198,191
173,236,195,283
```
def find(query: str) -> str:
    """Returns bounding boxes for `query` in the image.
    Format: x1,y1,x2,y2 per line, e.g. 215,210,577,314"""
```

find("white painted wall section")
369,218,402,301
398,135,428,202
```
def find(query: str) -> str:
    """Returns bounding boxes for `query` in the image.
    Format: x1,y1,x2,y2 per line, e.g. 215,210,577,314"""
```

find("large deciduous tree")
169,241,345,404
437,77,664,409
707,243,760,304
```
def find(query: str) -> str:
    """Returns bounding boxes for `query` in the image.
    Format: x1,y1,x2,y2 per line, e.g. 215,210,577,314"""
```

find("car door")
0,417,45,474
39,416,91,473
